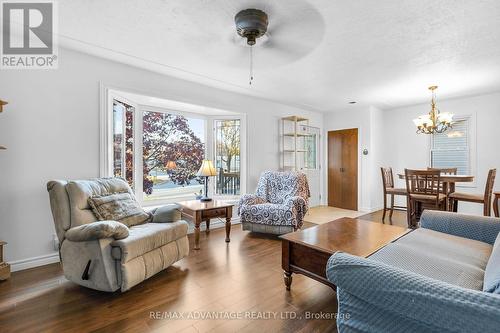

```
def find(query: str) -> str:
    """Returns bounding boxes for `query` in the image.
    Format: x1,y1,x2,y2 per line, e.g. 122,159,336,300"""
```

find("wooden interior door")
328,129,358,210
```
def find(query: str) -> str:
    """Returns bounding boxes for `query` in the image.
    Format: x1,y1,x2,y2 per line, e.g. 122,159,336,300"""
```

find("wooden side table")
494,192,500,218
0,241,11,280
177,200,234,250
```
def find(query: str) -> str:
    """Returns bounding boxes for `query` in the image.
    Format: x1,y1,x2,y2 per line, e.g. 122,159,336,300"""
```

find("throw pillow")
88,192,151,227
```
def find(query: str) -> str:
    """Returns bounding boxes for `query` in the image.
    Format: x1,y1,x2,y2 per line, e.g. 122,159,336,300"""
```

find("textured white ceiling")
58,0,500,112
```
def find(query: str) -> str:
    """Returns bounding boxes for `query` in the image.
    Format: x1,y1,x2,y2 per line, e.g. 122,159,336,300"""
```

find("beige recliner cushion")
47,180,71,243
66,178,134,227
65,220,129,242
88,192,151,227
111,221,188,262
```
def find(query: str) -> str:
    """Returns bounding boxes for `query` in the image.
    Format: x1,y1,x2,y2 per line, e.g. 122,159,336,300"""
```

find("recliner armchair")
238,171,310,234
47,177,189,292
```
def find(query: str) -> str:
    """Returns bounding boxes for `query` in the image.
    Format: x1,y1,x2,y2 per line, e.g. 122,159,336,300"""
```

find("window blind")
431,118,470,175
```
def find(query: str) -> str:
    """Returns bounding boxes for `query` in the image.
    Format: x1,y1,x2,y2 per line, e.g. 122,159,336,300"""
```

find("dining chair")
380,167,407,222
405,169,447,228
449,169,497,216
427,167,458,210
493,192,500,217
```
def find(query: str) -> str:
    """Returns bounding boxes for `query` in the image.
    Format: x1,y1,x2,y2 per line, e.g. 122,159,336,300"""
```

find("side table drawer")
201,208,226,219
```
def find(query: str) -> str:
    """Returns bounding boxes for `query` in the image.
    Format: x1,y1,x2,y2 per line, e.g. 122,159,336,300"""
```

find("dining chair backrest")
484,169,497,203
405,169,442,198
381,167,394,190
427,167,458,175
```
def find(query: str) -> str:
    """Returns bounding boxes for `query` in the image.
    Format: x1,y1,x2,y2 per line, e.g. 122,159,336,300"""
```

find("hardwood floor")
0,222,338,333
304,206,364,224
357,209,408,228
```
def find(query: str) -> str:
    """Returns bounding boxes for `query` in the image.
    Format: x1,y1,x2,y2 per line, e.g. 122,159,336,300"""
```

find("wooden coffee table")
280,217,410,290
177,200,234,250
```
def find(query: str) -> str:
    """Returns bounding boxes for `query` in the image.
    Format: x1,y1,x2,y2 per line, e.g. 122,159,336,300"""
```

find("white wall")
0,47,323,268
369,106,384,210
323,106,384,211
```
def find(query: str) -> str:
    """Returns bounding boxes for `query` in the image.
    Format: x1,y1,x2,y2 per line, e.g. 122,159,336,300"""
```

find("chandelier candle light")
413,86,453,134
196,160,217,202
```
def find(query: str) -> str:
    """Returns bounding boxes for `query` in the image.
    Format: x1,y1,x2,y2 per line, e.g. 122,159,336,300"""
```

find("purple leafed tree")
142,112,204,195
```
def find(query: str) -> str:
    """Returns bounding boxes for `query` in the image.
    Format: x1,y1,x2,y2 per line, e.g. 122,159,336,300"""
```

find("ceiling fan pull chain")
235,9,267,86
249,45,254,85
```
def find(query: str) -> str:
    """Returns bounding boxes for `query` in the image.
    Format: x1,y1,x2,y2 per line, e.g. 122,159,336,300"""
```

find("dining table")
397,173,474,186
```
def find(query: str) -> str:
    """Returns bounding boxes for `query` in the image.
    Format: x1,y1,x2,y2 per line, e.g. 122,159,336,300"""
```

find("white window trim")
210,114,248,201
429,113,477,188
138,104,208,207
100,89,139,187
100,83,247,206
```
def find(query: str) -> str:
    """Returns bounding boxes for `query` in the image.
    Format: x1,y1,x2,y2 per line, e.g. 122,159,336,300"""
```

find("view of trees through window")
112,100,134,188
112,100,241,201
215,119,241,195
143,111,205,201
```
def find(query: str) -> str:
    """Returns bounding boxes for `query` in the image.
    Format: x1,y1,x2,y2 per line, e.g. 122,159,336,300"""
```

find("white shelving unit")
281,116,310,171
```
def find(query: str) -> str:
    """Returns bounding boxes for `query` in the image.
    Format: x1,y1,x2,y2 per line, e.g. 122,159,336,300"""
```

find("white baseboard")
10,218,242,272
10,252,60,272
358,205,385,213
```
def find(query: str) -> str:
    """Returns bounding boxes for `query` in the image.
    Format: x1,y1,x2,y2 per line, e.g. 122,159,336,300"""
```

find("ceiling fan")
234,8,268,85
232,6,323,85
235,8,268,47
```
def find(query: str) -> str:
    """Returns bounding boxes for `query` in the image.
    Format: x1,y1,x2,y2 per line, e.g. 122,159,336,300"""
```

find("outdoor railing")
217,169,240,195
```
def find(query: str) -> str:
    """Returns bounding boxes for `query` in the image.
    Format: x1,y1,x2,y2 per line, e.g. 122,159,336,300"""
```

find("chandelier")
413,86,453,134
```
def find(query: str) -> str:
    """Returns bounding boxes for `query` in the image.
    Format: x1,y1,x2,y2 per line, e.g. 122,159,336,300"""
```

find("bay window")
102,90,245,205
142,111,205,202
112,100,135,188
214,119,241,195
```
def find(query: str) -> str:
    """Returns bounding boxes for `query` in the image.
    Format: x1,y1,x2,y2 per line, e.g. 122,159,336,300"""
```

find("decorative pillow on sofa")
484,232,500,293
88,192,151,227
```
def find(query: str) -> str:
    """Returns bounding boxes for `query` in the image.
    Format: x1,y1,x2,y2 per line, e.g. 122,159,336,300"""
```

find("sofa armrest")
65,221,129,242
420,210,500,244
151,204,182,223
327,252,500,332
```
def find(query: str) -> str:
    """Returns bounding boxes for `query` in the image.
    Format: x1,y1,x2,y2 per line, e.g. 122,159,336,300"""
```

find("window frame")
100,85,246,206
111,98,137,188
101,90,138,185
211,115,247,199
429,114,477,188
138,104,209,206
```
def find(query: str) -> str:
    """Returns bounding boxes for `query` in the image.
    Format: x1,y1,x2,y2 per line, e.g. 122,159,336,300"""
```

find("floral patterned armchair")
238,171,310,235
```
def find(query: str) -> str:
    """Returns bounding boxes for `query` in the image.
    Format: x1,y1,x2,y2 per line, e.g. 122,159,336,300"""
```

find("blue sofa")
326,210,500,333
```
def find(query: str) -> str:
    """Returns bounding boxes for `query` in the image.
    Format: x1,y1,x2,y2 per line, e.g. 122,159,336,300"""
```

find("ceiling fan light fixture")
235,9,268,46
